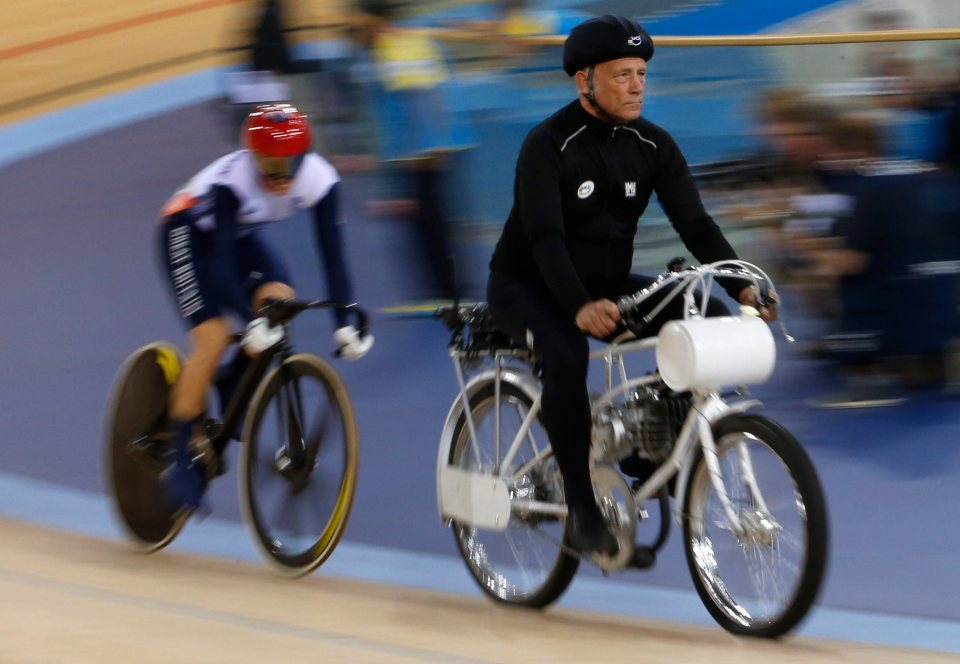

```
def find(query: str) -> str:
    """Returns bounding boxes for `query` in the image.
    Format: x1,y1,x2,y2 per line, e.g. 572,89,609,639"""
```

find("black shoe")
566,504,619,556
628,545,657,570
619,454,657,483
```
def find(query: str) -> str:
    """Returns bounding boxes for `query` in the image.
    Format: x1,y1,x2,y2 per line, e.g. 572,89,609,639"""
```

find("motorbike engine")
591,386,690,465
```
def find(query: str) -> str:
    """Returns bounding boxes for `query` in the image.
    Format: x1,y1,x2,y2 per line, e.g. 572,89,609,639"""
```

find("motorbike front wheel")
682,413,828,638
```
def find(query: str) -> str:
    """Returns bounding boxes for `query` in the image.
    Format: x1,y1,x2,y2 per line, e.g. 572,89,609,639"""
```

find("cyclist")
486,15,775,556
157,102,373,512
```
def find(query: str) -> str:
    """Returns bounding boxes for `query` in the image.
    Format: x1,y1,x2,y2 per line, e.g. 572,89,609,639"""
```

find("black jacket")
489,100,737,317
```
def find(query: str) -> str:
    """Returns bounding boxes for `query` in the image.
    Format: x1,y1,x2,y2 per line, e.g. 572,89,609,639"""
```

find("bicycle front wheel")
240,353,359,577
682,413,828,638
448,381,579,608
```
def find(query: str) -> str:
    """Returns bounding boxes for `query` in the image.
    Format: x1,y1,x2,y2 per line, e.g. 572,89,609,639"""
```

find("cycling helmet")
243,103,312,183
562,15,654,76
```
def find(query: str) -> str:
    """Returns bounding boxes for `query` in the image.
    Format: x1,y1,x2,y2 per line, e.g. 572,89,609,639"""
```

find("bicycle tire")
239,353,359,577
448,381,579,608
104,342,189,551
681,413,828,638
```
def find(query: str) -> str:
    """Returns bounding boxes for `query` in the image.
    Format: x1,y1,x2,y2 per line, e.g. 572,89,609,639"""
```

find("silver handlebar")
615,260,794,342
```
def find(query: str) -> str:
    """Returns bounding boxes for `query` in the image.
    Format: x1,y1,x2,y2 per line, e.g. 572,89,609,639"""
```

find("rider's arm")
210,185,255,320
516,133,593,318
652,131,744,300
310,182,352,328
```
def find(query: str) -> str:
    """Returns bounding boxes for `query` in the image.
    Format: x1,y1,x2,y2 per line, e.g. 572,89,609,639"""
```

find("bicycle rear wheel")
240,353,359,577
104,342,189,551
448,381,579,608
682,413,828,638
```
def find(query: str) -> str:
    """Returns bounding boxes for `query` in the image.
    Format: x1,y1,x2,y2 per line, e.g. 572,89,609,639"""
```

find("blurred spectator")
813,8,952,162
780,107,883,320
250,1,324,79
931,49,960,171
711,87,960,407
493,0,559,66
224,1,328,142
250,0,295,75
807,159,960,407
939,76,960,169
349,0,477,301
743,89,857,317
502,0,555,32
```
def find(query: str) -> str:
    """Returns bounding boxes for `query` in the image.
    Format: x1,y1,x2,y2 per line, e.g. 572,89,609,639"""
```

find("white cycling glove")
241,317,284,354
334,325,374,360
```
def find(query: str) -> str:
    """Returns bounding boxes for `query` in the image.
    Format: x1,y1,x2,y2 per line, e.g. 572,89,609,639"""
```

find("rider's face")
254,154,299,195
577,57,647,123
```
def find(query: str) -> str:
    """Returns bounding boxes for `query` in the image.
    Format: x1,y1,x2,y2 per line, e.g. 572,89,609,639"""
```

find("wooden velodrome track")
2,2,959,661
1,517,953,663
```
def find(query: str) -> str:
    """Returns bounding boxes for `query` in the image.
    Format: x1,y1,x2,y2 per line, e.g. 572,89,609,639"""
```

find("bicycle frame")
210,336,291,458
210,298,367,459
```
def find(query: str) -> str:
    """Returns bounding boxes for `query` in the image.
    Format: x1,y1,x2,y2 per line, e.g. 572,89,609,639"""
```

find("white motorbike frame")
436,260,779,536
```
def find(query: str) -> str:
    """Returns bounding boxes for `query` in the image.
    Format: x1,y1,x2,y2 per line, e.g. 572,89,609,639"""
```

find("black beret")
562,15,654,76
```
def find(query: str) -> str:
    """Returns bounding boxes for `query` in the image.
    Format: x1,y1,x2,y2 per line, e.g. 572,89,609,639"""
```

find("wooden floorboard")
1,0,349,123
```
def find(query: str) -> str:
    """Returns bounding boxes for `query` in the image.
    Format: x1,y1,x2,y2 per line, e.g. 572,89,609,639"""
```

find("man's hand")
576,299,621,338
738,286,779,323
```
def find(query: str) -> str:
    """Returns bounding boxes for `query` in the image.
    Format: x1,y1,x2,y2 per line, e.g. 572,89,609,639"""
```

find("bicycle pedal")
129,434,170,452
203,418,224,439
189,436,227,479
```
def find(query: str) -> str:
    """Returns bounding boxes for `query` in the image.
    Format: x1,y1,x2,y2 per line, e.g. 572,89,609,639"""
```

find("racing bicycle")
104,299,368,577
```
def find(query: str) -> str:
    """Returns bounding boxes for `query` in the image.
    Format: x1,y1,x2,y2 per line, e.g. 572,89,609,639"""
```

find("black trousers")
486,271,730,510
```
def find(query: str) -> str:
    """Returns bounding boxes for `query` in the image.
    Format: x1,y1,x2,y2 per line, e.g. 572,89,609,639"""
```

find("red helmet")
243,103,312,157
243,104,311,186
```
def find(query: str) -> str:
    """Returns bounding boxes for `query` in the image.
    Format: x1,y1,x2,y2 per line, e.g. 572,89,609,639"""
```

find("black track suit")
487,99,738,510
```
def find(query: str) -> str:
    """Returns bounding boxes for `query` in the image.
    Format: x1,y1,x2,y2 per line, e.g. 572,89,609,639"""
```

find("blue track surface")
2,64,960,653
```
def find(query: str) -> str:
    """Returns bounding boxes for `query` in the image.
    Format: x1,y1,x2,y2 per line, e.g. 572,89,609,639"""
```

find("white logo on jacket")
577,180,595,199
625,182,636,198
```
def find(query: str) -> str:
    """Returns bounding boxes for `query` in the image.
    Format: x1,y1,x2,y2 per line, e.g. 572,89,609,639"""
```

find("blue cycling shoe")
161,419,210,516
162,451,208,514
